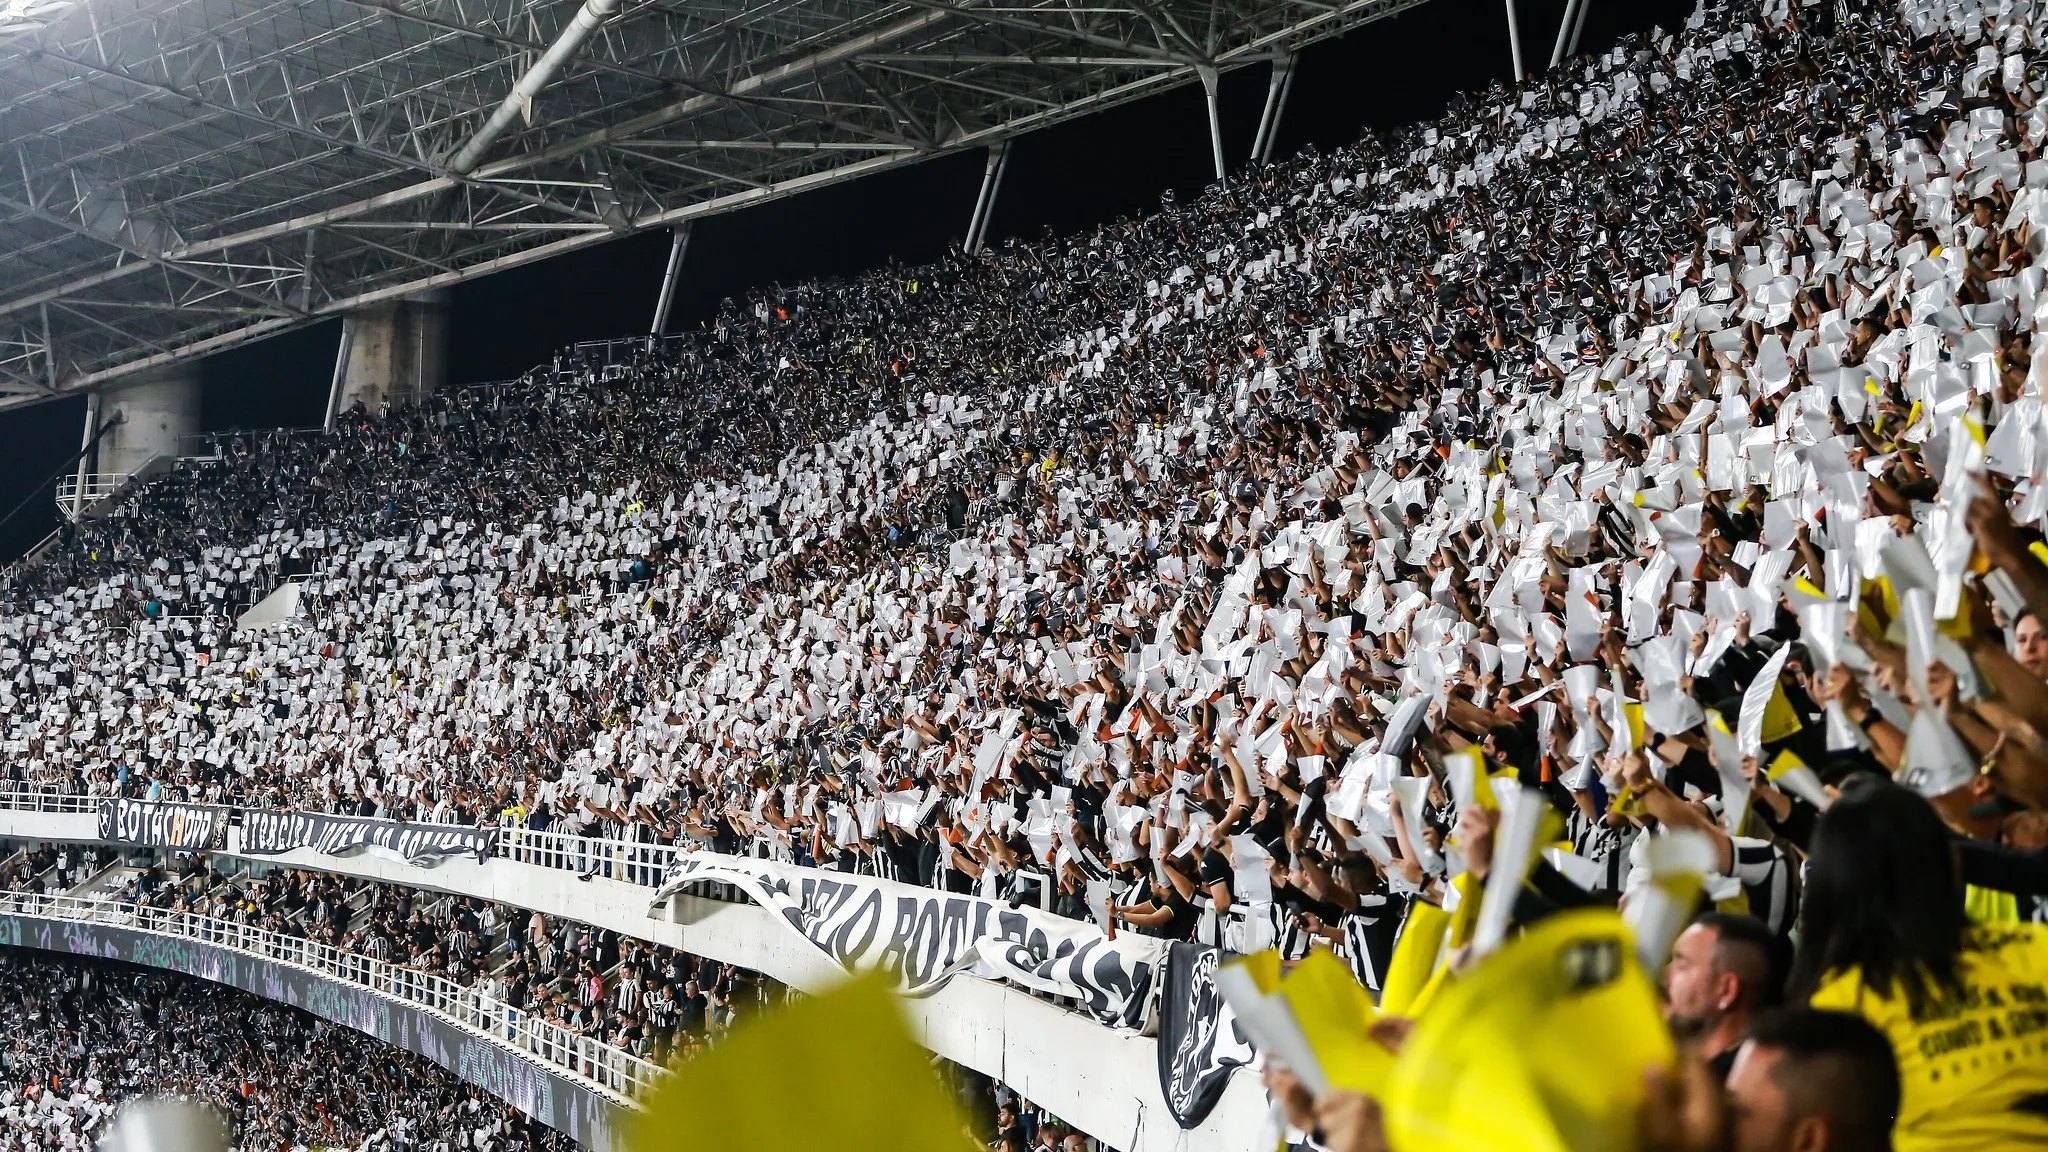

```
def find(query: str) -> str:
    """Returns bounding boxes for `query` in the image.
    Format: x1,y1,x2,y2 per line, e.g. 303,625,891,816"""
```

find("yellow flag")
1442,747,1496,813
1966,884,2021,925
629,972,970,1152
1382,909,1674,1152
1231,947,1284,996
1759,682,1804,744
1277,950,1395,1096
1621,703,1645,750
1378,899,1451,1018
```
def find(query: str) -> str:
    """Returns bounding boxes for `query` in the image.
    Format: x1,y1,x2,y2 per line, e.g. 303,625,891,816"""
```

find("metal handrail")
494,826,682,889
0,789,101,814
0,787,1125,1024
0,889,664,1102
0,787,700,886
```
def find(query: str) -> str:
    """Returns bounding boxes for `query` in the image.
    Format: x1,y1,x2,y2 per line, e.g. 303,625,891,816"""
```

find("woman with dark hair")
1792,775,2048,1151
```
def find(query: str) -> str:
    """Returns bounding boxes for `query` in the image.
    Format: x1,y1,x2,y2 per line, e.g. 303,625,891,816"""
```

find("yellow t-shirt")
1811,924,2048,1152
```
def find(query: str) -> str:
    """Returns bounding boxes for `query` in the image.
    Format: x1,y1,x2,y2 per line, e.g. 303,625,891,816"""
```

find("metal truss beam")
0,0,1437,411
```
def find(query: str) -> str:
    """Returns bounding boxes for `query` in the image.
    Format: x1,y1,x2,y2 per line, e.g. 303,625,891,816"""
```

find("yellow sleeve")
1806,969,1863,1014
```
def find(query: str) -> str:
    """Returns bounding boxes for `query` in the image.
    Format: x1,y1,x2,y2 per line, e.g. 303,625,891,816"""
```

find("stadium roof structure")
0,0,1435,412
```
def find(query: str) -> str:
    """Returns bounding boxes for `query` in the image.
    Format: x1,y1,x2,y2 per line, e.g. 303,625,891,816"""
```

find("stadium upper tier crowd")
0,952,576,1152
4,0,2048,1146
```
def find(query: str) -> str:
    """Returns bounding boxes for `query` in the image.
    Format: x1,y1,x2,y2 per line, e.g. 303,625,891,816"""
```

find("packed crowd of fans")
0,850,774,1068
0,952,576,1152
0,0,2047,1146
0,853,1075,1150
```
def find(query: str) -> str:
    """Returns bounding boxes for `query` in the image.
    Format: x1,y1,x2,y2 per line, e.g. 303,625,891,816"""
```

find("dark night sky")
0,0,1694,563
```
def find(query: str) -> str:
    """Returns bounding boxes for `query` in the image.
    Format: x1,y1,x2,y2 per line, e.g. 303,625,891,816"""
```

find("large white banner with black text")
240,809,497,865
651,855,1162,1027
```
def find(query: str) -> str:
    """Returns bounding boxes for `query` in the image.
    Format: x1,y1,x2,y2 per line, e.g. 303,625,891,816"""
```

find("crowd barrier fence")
0,888,664,1102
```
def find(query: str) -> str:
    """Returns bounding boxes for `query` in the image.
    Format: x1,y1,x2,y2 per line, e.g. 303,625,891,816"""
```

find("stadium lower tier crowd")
0,851,1086,1152
0,952,577,1152
5,0,2048,1146
3,848,773,1064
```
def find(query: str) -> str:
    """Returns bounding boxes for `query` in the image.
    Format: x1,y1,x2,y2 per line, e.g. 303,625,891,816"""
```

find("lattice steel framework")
0,0,1431,410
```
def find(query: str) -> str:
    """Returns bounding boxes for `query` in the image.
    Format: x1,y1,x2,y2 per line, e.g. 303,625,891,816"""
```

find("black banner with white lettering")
1157,942,1254,1128
241,809,496,865
96,800,226,851
0,913,624,1151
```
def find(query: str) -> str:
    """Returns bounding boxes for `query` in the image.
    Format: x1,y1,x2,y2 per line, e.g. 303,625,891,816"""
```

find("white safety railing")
494,827,682,889
0,786,726,893
0,890,665,1102
0,789,100,815
54,473,132,517
0,787,1121,1031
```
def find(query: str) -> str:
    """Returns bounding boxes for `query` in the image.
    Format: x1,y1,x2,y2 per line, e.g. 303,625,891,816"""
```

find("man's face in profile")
1661,923,1724,1036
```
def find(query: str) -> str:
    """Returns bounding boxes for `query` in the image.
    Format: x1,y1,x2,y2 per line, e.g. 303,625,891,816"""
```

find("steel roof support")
31,47,607,227
40,303,58,395
648,221,690,336
1566,0,1592,58
471,8,958,183
963,138,1008,255
895,1,1186,64
1198,64,1225,186
324,313,356,430
449,0,622,175
0,0,1446,407
1550,0,1579,67
0,192,306,319
70,388,98,520
1249,52,1294,164
1504,0,1525,81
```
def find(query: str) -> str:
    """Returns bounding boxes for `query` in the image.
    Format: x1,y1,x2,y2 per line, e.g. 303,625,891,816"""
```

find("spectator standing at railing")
641,980,676,1058
613,963,643,1018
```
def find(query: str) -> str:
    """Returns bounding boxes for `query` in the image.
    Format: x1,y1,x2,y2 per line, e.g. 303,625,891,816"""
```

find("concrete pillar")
411,289,449,406
330,290,449,420
99,364,200,479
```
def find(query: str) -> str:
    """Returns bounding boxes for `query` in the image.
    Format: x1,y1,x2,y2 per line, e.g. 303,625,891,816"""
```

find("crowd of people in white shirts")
4,0,2048,1146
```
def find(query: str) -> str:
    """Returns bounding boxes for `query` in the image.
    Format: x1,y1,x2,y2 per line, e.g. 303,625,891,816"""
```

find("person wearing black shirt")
1111,875,1200,940
676,978,708,1034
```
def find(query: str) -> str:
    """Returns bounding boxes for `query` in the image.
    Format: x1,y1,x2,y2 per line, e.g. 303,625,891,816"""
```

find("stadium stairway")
65,859,137,902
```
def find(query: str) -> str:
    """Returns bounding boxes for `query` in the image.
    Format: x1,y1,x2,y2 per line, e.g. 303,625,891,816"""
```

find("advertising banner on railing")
650,855,1163,1028
241,809,497,865
0,912,625,1151
96,799,226,851
1155,942,1254,1129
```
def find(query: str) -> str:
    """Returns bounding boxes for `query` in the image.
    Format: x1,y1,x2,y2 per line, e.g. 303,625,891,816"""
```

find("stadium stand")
66,856,780,1065
5,0,2048,1148
0,951,579,1152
